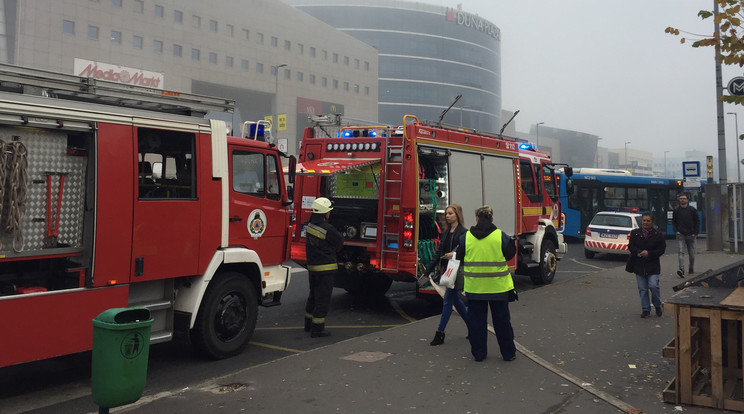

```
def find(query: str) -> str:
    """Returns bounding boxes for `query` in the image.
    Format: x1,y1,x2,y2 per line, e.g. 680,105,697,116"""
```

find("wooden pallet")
662,292,744,411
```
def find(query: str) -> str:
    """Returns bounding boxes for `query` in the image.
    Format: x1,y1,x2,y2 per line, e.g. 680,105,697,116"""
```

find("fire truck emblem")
248,209,267,239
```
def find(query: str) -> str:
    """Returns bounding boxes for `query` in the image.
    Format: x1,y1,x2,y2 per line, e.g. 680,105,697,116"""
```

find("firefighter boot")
310,323,331,338
304,314,312,332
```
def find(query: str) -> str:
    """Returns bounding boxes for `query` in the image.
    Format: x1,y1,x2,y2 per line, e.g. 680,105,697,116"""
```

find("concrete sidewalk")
111,250,744,414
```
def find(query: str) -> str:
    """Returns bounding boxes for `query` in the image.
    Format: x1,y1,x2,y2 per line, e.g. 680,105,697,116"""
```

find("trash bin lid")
92,307,153,330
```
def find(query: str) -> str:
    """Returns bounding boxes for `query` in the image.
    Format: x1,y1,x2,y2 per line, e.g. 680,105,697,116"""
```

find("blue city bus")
557,168,685,239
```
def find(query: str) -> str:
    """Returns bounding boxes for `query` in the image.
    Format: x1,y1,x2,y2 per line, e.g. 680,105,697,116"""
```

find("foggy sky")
446,0,743,177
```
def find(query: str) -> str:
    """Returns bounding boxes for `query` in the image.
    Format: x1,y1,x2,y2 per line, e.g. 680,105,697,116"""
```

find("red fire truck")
0,64,296,366
290,114,570,297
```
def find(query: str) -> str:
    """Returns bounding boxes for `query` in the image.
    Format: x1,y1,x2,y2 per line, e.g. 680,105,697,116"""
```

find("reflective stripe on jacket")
463,229,514,294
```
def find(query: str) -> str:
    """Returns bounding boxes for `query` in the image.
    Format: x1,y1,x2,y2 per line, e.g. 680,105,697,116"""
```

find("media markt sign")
74,58,165,89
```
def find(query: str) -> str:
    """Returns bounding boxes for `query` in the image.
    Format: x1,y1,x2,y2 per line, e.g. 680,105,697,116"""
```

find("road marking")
391,300,417,322
249,341,304,354
570,258,605,270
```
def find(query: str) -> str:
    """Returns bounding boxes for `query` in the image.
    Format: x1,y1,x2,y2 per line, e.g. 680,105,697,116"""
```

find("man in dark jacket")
672,193,699,276
304,197,344,337
456,206,518,362
628,212,666,318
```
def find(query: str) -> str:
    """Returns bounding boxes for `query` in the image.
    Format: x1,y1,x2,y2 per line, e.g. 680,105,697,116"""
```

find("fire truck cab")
0,64,295,366
290,115,569,297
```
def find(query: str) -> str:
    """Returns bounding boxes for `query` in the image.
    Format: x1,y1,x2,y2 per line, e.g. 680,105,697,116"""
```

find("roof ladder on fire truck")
0,63,235,117
380,135,404,272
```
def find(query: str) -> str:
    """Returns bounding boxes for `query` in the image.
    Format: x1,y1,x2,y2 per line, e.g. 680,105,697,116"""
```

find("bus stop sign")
683,161,700,177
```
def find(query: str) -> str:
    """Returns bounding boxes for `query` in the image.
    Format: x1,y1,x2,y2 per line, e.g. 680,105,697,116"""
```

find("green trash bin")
91,307,154,409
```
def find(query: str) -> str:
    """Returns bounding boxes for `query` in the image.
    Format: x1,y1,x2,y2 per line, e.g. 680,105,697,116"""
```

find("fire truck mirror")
564,167,574,177
288,155,296,184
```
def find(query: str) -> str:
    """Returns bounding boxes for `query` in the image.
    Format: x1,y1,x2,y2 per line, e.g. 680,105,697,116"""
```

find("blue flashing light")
342,130,353,138
369,130,377,137
518,143,534,150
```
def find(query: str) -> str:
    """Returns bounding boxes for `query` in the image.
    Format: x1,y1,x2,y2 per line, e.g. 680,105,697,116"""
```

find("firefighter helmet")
312,197,333,214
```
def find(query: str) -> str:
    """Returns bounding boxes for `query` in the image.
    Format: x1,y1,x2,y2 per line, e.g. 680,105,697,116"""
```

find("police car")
584,211,642,258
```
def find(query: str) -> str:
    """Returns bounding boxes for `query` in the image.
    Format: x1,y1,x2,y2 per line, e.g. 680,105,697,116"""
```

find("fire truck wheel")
584,248,596,259
191,272,258,360
530,240,557,285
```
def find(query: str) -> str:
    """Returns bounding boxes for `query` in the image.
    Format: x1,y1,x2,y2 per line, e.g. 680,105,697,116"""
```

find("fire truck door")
132,128,201,281
228,146,287,266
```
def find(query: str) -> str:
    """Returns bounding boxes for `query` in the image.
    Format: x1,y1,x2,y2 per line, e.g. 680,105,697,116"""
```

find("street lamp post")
664,150,670,177
273,63,287,130
536,122,545,147
728,112,741,182
624,141,631,169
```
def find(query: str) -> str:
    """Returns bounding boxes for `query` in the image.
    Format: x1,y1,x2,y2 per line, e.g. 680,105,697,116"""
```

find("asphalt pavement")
90,249,744,413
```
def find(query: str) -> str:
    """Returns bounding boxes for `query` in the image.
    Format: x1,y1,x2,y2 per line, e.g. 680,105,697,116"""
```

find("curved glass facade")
287,1,501,132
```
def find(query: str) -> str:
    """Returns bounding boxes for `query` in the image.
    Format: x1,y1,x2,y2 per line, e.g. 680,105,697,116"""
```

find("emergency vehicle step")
149,330,173,344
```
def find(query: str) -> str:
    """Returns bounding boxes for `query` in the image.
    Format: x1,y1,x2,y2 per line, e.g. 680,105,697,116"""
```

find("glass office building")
286,0,501,132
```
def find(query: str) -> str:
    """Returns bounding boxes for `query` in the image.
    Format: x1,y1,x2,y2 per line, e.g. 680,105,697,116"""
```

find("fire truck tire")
530,240,557,285
191,272,258,360
584,248,596,259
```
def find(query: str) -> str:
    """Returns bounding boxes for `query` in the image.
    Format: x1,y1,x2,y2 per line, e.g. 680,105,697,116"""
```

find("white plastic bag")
438,258,460,289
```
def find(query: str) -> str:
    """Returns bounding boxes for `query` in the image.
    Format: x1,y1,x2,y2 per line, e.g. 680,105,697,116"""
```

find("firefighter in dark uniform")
304,197,344,337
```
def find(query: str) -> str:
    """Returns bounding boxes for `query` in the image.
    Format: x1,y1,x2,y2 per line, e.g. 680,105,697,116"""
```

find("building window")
173,44,182,57
297,72,303,82
343,56,349,66
298,44,304,55
242,29,249,40
284,40,290,51
283,68,290,79
271,36,278,47
88,25,99,40
343,82,349,91
271,65,278,76
321,77,327,87
192,48,200,61
333,53,338,63
226,24,234,37
209,52,217,64
133,35,143,49
364,61,370,71
154,40,163,53
355,59,360,69
112,0,122,7
322,50,328,61
310,47,316,57
333,79,338,89
309,74,315,85
354,84,359,94
174,10,183,23
133,0,143,13
110,30,122,44
210,20,218,32
257,32,264,44
364,86,369,96
241,59,249,71
226,56,233,67
256,62,263,73
192,15,200,28
63,20,75,34
155,5,164,18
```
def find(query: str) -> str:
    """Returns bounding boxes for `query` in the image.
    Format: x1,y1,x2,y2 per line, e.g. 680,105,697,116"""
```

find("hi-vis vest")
463,229,513,294
306,223,339,272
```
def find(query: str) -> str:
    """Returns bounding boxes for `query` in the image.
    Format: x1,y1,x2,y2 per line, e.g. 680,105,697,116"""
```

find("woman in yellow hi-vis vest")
456,206,517,362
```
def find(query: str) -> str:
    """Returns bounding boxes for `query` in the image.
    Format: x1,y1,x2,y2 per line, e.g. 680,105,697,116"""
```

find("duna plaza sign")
445,8,499,39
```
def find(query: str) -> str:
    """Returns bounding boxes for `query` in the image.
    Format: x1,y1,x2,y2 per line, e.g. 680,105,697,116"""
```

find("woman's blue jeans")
635,274,661,312
438,287,468,332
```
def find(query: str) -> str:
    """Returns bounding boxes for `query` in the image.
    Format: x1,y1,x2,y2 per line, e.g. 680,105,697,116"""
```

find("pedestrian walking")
456,205,517,362
672,193,699,277
627,212,666,318
304,197,344,338
424,204,468,346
